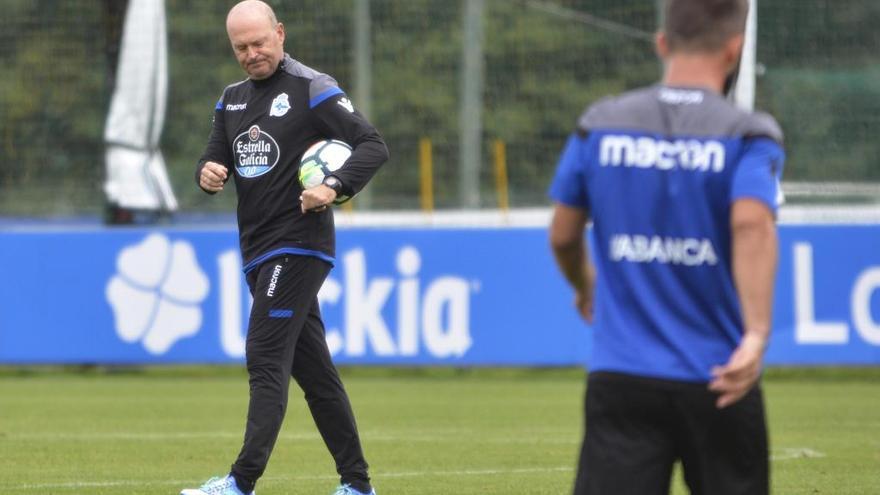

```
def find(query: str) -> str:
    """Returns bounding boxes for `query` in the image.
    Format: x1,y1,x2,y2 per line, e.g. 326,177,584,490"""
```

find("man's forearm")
553,240,590,292
732,208,778,342
550,204,591,292
332,137,389,196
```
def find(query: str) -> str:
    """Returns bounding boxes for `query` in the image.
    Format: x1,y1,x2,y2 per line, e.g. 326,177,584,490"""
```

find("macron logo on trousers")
267,264,282,297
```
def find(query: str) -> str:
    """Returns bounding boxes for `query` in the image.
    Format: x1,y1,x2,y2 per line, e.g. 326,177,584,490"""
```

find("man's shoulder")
217,78,250,104
576,86,659,133
696,91,784,143
699,96,784,144
577,85,783,143
278,55,328,82
278,55,343,106
734,110,784,145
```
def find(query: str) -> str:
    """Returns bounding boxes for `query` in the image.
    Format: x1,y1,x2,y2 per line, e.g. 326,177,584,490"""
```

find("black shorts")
574,371,768,495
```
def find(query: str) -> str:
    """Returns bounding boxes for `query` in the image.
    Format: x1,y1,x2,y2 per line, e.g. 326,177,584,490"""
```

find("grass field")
1,367,879,495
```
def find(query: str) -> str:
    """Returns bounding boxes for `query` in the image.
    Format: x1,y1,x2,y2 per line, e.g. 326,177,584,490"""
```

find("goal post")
733,0,758,111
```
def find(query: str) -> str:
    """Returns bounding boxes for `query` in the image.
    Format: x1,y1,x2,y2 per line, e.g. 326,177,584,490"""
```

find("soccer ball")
298,139,353,205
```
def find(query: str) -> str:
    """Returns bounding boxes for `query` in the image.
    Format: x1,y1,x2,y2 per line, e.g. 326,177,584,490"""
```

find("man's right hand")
574,264,595,323
200,161,228,192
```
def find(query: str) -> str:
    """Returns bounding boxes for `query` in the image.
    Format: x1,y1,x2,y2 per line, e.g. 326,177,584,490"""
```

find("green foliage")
0,0,110,215
760,66,880,182
1,0,878,216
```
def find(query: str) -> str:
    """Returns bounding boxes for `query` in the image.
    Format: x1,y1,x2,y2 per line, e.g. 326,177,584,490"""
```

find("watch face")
323,176,341,191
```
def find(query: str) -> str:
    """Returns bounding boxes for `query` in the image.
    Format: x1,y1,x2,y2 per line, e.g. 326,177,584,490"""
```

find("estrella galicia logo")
269,92,291,117
233,125,280,178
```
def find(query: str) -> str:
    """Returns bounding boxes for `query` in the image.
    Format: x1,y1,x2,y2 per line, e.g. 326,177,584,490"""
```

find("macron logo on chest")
599,135,726,173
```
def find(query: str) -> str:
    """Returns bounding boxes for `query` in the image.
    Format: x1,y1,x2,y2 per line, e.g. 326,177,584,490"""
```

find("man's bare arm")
709,198,778,408
549,203,595,323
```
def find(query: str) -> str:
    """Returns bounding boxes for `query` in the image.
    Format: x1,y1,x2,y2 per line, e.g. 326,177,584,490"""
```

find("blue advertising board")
0,224,878,366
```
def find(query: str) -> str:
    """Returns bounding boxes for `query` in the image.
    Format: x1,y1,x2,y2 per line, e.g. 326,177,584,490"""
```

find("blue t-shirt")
549,86,785,382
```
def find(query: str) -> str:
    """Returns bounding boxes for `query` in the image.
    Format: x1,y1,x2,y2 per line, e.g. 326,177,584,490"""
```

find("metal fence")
1,0,878,217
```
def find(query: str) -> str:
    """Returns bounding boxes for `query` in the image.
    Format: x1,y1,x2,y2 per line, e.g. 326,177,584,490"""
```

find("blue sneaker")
331,484,376,495
180,475,254,495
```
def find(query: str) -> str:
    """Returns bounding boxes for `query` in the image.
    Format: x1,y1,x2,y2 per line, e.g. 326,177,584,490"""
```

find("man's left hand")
708,332,767,409
300,184,337,213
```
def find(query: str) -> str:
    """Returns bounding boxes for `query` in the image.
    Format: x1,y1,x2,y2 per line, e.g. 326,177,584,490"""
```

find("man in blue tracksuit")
549,1,783,493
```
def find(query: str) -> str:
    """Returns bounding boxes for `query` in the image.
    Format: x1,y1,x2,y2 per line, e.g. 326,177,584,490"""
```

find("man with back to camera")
180,1,387,494
549,0,783,494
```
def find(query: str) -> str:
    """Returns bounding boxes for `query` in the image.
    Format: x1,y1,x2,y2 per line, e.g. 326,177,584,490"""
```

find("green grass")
1,367,878,494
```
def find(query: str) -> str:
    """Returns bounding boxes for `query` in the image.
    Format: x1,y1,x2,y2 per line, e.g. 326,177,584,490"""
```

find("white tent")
103,0,177,216
732,0,758,111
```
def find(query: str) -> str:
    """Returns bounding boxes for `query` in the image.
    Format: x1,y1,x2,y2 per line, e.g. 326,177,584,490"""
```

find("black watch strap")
322,175,344,194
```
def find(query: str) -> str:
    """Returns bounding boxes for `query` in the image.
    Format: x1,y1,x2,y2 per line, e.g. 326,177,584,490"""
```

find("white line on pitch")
6,447,825,490
5,431,578,444
7,450,826,491
10,466,574,490
770,447,826,461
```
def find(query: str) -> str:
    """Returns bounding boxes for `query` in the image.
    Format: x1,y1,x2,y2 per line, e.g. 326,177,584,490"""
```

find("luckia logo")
321,246,474,358
106,234,209,355
216,245,476,360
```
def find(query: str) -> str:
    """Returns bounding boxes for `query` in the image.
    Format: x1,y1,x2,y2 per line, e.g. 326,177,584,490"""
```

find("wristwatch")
322,175,344,195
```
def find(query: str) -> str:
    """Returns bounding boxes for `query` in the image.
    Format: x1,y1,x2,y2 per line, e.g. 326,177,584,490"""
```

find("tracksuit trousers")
230,255,371,493
574,372,768,495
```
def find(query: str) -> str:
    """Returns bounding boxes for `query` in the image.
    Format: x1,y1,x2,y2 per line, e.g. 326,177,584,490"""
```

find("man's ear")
655,31,670,59
725,33,745,73
276,22,285,44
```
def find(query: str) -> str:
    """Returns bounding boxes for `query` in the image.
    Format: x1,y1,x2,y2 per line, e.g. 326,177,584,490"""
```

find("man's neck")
662,53,727,94
250,59,283,83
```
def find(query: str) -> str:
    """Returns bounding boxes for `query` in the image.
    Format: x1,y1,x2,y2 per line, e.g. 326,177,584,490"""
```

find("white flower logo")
106,234,210,355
